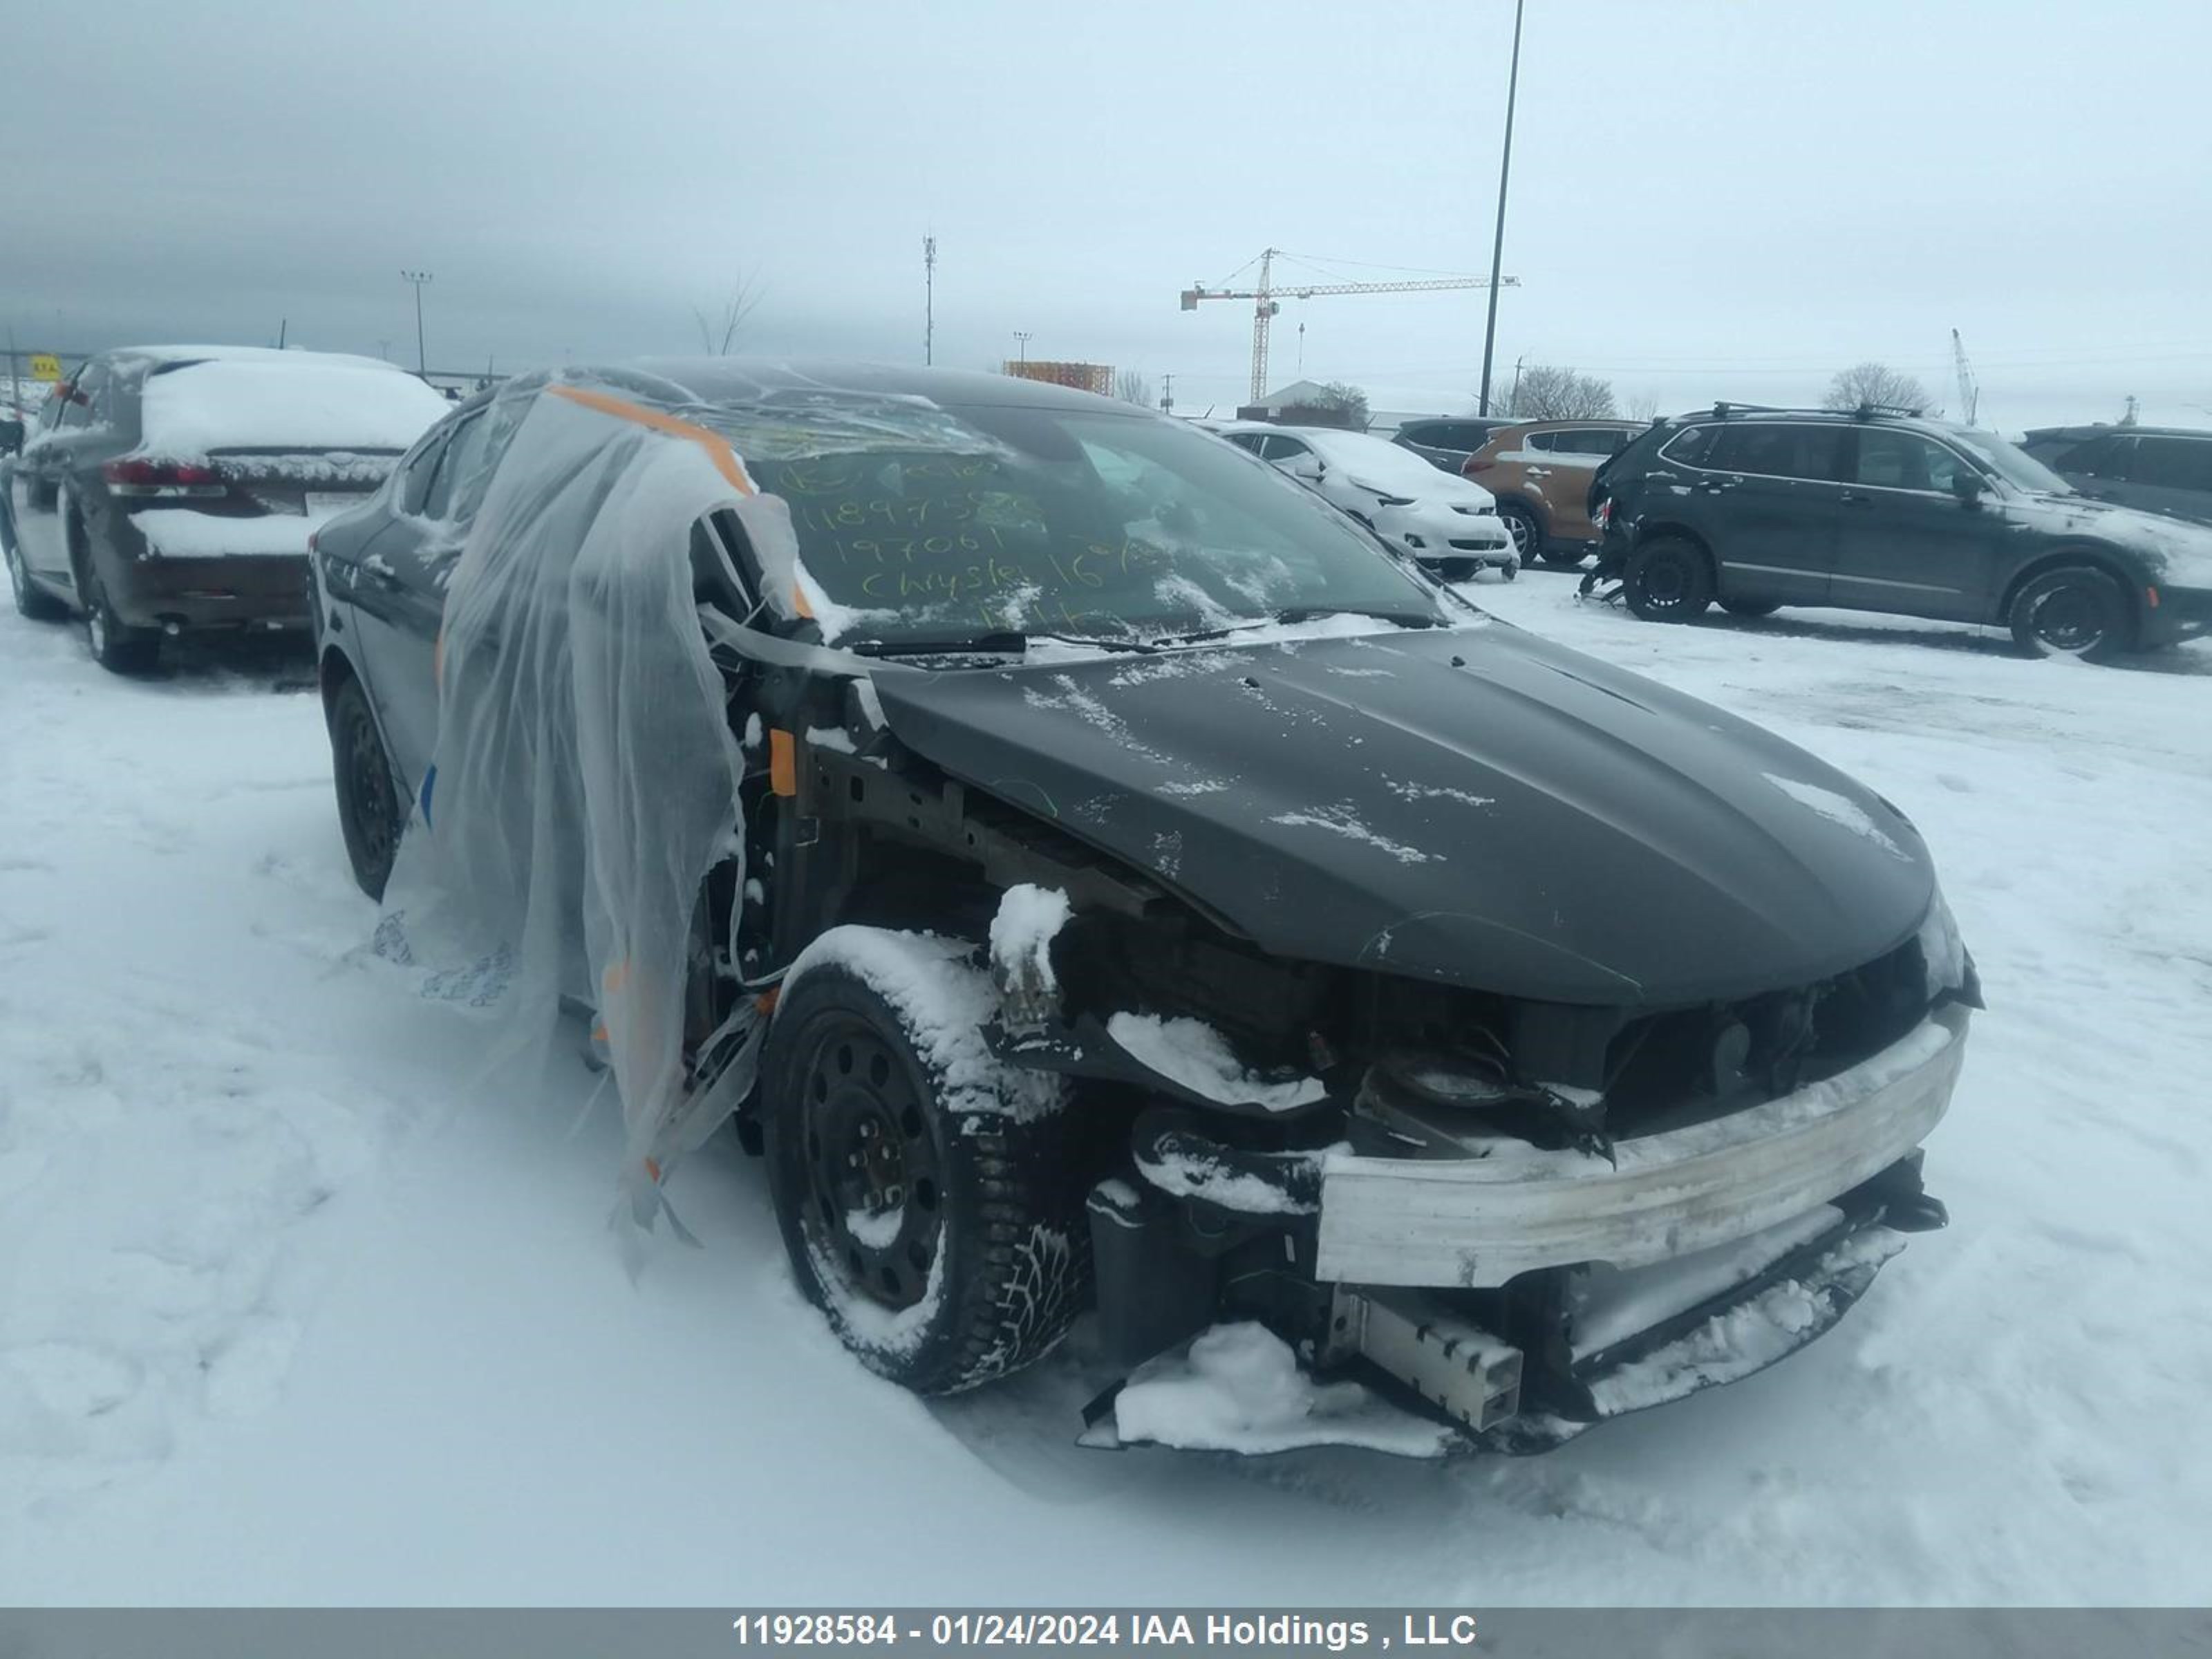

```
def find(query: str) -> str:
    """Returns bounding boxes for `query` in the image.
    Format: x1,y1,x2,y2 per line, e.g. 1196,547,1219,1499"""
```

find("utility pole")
1013,330,1032,366
400,270,433,379
923,234,937,366
1161,372,1174,415
1508,353,1525,416
1477,0,1526,416
276,318,287,350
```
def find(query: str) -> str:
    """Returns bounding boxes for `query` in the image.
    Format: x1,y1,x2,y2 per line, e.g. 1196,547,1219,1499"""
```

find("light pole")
1477,0,1524,417
923,234,937,366
1013,330,1031,366
400,270,433,379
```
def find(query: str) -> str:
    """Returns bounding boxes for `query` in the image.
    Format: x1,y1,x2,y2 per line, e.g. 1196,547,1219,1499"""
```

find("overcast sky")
8,0,2211,429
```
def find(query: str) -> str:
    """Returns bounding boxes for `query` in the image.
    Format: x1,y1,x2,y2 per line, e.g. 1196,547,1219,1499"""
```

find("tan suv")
1463,420,1644,566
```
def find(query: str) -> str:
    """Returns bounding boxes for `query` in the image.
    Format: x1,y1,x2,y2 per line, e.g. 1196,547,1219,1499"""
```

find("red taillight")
102,455,227,500
103,456,222,487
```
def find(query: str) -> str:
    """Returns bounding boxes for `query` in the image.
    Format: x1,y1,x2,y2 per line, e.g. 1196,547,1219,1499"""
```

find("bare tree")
1627,391,1660,423
1508,364,1618,420
692,271,764,355
1114,368,1153,406
1823,361,1933,413
1315,381,1371,429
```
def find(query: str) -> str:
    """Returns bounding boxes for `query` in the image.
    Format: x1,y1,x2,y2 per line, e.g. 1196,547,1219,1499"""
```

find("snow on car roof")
111,343,401,373
137,353,453,456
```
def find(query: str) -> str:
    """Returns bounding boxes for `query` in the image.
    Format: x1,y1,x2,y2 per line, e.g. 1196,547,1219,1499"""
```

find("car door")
326,408,496,791
2114,435,2212,527
1826,428,2004,621
10,370,104,587
1689,420,1851,605
1532,426,1630,541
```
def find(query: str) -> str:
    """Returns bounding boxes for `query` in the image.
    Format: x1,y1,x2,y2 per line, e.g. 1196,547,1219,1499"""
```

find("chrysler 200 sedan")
309,360,1978,1453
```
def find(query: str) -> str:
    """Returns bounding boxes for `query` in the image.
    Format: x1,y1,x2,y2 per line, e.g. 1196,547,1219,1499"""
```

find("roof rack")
1705,400,1927,420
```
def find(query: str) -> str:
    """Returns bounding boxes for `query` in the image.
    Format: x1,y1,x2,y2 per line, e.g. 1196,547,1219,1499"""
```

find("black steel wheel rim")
341,700,400,874
2032,585,2103,653
1638,556,1687,610
797,1018,944,1313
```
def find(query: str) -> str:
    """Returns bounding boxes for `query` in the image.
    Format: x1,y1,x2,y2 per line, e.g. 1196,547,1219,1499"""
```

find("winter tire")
81,568,159,673
6,535,66,621
2008,565,2128,662
328,673,404,900
1496,500,1546,564
1624,536,1714,623
764,932,1089,1395
1721,597,1780,619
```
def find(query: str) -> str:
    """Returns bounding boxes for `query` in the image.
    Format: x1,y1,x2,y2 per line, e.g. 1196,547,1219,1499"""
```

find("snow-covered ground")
3,576,2210,1604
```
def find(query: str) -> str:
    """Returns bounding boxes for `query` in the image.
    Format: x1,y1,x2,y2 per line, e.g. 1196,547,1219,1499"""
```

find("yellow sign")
28,354,62,382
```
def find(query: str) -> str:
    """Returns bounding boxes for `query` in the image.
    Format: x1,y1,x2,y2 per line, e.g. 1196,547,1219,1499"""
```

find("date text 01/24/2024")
727,1613,1483,1649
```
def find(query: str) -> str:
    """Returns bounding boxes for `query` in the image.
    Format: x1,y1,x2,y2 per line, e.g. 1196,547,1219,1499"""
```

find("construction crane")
1951,328,1980,426
1181,248,1517,406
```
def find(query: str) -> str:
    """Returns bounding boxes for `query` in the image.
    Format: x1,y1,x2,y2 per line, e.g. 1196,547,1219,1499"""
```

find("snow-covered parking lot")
3,577,2209,1605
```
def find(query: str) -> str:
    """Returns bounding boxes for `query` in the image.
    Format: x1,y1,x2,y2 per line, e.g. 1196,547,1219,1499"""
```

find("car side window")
396,425,454,516
1855,429,1971,493
1224,432,1266,455
2126,437,2212,492
1552,428,1623,458
1710,422,1846,482
1521,430,1557,452
1658,424,1714,467
1264,435,1312,462
422,412,489,521
55,367,103,431
2056,433,2123,475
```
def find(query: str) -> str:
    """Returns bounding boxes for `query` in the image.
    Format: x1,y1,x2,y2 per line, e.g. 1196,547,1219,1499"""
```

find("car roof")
100,344,405,375
601,357,1142,416
2024,422,2211,440
1485,417,1641,434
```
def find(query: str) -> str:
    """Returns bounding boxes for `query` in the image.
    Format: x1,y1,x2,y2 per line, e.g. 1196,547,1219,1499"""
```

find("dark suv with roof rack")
1586,403,2212,661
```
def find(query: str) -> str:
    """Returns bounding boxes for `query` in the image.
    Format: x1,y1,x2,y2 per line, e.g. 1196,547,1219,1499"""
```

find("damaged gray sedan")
311,359,1979,1456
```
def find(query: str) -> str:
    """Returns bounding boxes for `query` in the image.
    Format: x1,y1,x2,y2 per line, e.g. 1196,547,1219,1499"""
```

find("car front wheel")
7,536,68,621
1496,500,1546,564
764,930,1089,1395
1624,537,1715,622
2008,565,2128,662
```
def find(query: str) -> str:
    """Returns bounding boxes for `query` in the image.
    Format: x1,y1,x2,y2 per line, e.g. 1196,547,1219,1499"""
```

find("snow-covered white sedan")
1221,422,1519,579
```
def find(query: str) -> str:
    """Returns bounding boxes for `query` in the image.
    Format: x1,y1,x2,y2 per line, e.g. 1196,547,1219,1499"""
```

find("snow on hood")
139,356,451,457
2009,491,2212,590
1303,429,1494,505
872,624,1936,1006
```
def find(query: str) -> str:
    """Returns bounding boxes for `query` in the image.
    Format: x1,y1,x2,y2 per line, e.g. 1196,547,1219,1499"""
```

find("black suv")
1589,404,2212,660
1391,416,1512,474
2020,424,2212,529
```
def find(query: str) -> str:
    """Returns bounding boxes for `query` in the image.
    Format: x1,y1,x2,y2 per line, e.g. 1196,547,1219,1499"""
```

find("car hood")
871,620,1935,1007
2009,491,2212,587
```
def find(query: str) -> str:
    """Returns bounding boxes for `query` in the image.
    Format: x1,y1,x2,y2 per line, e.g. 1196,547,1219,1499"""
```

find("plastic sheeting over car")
373,377,823,1232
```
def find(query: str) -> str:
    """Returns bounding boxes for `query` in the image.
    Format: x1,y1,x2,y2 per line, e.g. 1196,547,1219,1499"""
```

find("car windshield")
729,402,1449,646
1947,425,2073,495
